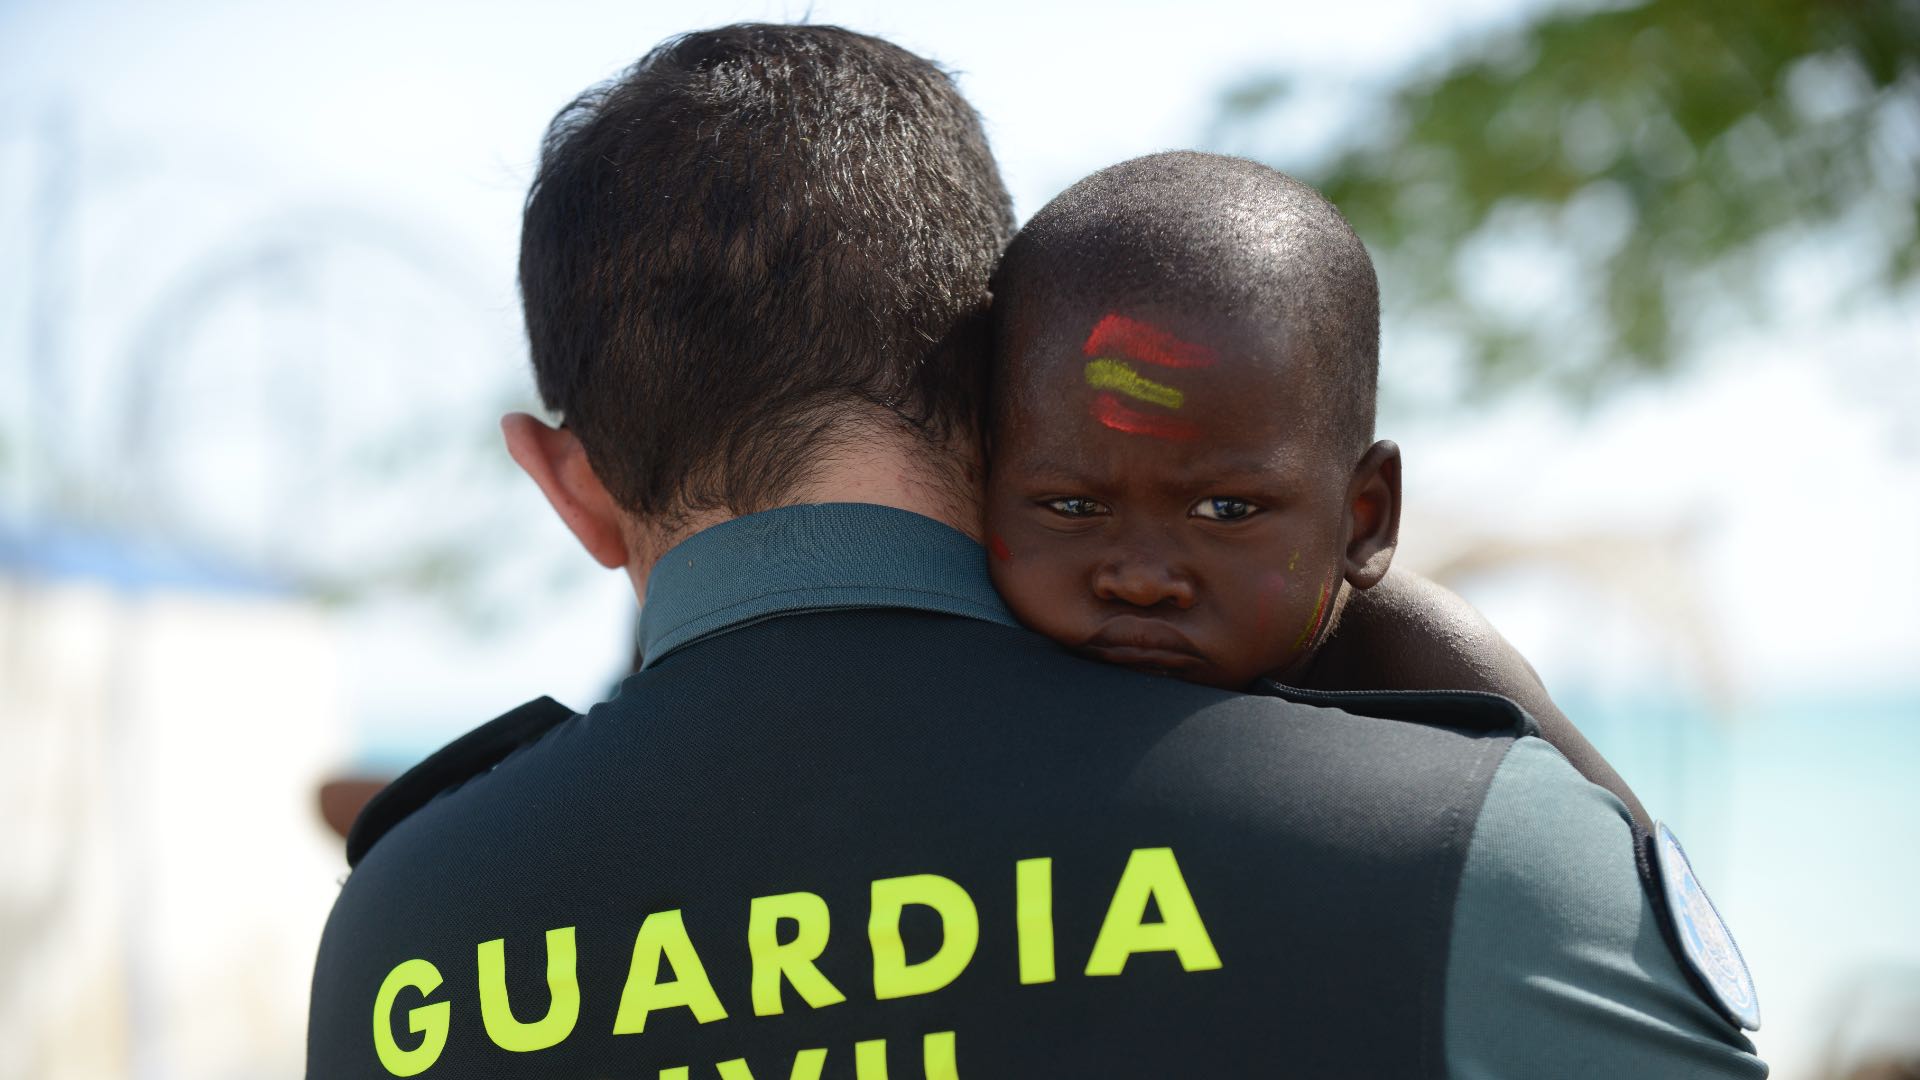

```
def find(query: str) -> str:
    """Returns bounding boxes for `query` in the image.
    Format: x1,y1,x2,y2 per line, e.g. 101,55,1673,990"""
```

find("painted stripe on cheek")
1292,580,1331,650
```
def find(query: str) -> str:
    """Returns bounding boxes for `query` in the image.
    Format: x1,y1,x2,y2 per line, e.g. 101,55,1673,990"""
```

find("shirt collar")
638,502,1021,667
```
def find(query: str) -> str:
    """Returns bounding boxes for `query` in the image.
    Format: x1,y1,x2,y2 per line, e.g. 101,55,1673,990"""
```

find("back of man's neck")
788,459,982,542
625,435,984,601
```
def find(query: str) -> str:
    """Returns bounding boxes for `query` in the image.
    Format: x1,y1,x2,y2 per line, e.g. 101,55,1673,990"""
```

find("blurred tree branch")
1212,0,1920,400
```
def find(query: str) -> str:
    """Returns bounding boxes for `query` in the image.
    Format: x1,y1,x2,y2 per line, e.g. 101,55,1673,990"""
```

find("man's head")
508,24,1013,584
983,151,1399,689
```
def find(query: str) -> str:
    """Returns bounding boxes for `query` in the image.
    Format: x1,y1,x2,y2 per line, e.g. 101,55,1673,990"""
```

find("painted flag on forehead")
1080,312,1214,440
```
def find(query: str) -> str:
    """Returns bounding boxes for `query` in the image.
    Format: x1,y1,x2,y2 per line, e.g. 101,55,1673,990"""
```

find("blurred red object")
317,776,393,842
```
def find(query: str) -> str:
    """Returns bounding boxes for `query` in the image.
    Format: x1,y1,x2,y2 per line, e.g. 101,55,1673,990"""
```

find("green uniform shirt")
315,503,1767,1078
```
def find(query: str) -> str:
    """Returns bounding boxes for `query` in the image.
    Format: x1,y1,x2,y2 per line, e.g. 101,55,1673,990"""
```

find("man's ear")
1342,439,1401,591
501,413,630,570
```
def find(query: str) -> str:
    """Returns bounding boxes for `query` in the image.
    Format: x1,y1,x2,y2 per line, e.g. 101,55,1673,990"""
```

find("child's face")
986,303,1380,690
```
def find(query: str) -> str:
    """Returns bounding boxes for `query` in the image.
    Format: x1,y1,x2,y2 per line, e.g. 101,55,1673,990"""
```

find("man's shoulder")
342,610,1544,879
346,695,577,868
345,613,1544,873
1446,736,1768,1074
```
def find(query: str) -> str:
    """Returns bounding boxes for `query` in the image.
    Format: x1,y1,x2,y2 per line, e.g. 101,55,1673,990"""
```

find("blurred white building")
1,520,349,1080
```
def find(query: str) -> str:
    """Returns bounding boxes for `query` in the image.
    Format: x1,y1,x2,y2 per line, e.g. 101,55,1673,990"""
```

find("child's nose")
1092,556,1197,610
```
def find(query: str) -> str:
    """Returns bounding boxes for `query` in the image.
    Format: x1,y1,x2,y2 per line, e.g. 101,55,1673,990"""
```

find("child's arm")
1302,568,1654,831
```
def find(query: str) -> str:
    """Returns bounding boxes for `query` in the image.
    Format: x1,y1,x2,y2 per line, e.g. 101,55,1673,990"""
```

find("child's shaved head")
991,151,1379,453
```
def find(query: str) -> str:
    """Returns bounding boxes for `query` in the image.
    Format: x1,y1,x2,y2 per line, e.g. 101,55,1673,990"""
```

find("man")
309,24,1767,1078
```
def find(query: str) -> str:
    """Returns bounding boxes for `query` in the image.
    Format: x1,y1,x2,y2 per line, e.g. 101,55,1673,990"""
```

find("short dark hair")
992,151,1379,453
520,24,1014,521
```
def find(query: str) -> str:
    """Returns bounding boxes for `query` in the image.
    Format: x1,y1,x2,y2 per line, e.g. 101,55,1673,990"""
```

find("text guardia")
372,846,1221,1076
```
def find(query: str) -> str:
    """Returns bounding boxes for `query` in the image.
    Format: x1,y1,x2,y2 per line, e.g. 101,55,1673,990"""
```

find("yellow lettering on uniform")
1085,847,1222,975
923,1031,960,1080
717,1059,755,1080
1015,858,1055,984
612,909,728,1034
477,926,580,1051
749,891,847,1016
659,1068,690,1080
372,958,449,1077
849,1033,955,1080
870,874,979,1000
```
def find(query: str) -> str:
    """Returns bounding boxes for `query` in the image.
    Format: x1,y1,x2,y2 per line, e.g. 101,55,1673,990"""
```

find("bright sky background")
5,0,1912,723
4,3,1918,1073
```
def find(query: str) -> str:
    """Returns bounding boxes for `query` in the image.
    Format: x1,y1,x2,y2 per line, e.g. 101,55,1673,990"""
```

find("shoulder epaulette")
1256,681,1542,739
346,695,575,867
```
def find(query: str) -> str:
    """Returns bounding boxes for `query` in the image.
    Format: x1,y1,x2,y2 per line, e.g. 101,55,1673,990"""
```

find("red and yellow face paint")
1081,313,1215,441
1292,576,1332,651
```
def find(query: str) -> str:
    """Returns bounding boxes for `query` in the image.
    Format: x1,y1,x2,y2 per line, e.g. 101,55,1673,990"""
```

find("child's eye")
1191,497,1259,521
1044,497,1109,518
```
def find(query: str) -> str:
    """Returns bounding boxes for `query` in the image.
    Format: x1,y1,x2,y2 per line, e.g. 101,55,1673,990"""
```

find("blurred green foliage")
1214,0,1920,399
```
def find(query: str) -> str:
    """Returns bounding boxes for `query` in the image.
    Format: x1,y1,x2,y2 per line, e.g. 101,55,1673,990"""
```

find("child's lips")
1081,617,1205,671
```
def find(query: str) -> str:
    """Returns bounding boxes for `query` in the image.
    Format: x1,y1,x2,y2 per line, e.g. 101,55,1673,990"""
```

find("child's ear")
1342,439,1401,591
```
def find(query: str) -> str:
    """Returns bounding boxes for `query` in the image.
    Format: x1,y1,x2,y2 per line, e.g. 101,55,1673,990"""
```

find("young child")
983,151,1649,825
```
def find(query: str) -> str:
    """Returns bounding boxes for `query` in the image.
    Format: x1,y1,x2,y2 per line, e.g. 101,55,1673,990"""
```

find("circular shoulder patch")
1653,821,1761,1031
